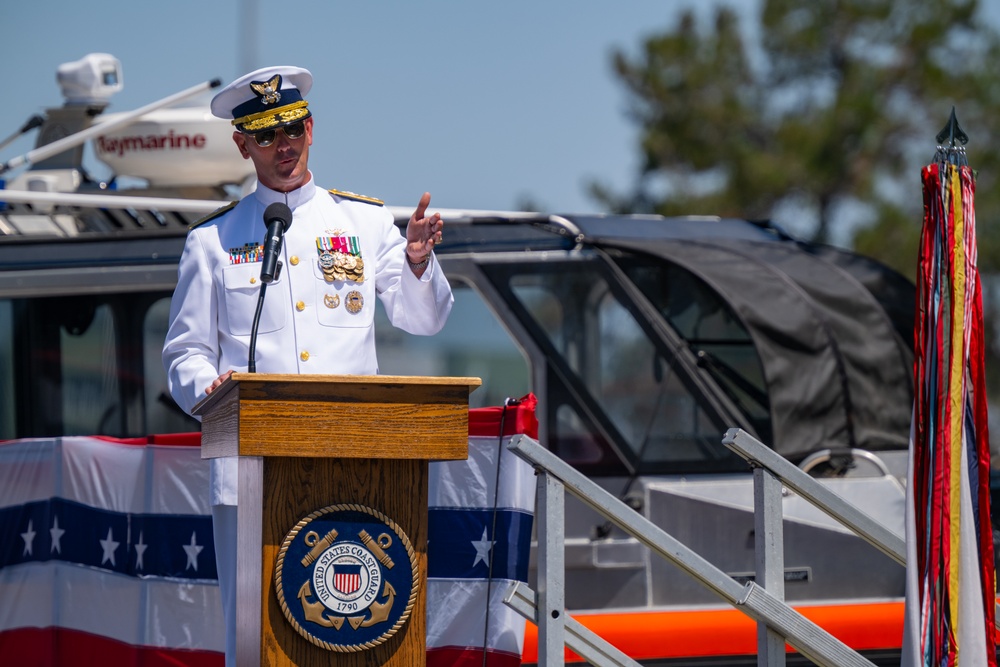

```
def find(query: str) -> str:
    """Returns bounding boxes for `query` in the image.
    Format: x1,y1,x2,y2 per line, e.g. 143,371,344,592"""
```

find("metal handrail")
504,583,642,667
722,427,1000,632
722,428,906,564
505,433,876,667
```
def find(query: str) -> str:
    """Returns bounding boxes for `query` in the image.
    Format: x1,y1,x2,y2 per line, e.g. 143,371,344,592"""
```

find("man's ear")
233,131,251,159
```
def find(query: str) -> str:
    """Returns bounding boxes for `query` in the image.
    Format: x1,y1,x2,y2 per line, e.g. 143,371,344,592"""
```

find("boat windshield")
486,254,750,476
614,255,772,445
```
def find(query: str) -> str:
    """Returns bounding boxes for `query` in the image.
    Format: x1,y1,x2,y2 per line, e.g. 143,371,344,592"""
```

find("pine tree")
594,0,1000,273
595,0,1000,400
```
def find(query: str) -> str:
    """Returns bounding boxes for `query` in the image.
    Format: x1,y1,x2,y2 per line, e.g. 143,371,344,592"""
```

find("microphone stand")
247,201,292,373
247,283,267,373
247,260,281,373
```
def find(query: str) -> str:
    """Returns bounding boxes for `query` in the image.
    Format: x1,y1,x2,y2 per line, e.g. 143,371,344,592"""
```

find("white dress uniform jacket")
163,176,453,505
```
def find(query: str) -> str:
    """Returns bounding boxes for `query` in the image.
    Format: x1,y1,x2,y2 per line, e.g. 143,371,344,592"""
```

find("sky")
0,1,752,217
4,1,1000,226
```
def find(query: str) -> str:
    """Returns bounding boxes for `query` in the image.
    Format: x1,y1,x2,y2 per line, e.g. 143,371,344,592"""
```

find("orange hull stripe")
522,601,907,662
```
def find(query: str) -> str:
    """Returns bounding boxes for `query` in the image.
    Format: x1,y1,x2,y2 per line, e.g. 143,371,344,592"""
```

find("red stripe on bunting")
427,646,524,667
0,627,222,667
149,432,203,447
469,393,538,438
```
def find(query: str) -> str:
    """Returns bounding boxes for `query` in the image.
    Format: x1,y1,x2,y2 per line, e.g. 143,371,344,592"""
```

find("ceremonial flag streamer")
903,122,996,666
0,396,538,666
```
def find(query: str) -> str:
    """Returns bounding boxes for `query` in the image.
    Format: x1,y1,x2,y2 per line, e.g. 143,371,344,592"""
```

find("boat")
0,53,930,665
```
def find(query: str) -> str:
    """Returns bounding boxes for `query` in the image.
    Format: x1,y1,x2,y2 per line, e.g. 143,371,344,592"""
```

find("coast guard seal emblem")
274,503,418,651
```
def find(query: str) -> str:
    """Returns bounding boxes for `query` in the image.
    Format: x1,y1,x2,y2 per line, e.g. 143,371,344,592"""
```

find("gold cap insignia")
250,74,282,105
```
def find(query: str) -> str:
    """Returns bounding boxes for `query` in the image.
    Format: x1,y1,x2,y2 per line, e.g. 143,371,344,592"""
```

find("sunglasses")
246,121,306,148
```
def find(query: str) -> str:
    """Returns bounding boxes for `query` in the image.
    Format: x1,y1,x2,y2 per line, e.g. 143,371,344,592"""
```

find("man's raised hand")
405,192,443,276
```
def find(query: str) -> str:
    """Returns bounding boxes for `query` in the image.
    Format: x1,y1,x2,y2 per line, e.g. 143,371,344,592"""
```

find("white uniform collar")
253,172,317,210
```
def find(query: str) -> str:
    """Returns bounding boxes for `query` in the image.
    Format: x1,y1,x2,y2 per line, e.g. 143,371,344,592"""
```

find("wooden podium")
194,373,481,667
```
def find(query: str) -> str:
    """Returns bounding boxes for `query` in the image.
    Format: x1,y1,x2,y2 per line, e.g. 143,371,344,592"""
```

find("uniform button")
296,300,306,311
250,277,257,284
300,350,310,362
290,255,300,266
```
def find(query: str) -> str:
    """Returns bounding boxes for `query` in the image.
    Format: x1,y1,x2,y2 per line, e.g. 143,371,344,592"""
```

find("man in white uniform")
161,65,452,666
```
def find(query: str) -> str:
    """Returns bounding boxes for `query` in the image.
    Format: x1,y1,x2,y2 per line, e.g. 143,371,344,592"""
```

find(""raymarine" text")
97,132,207,157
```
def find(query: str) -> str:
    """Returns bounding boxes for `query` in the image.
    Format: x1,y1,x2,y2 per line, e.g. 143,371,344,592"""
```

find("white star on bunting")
100,527,120,566
135,532,148,570
183,532,204,571
471,526,494,568
21,520,36,557
50,516,65,554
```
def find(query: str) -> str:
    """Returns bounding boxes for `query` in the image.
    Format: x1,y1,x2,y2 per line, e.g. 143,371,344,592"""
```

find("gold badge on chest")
345,291,364,314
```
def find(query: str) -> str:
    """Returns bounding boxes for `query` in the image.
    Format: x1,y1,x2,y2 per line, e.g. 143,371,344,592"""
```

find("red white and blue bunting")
0,397,538,667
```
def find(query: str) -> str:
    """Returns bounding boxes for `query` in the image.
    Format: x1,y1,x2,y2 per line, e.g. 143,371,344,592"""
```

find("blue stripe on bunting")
0,499,216,581
3,503,533,584
428,507,533,582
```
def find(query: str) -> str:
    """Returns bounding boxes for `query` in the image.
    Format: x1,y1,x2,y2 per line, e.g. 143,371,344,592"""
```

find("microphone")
260,202,292,283
248,202,292,372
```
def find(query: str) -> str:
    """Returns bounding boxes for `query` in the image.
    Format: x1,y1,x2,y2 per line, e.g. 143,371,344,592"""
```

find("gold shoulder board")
329,188,384,206
189,201,238,229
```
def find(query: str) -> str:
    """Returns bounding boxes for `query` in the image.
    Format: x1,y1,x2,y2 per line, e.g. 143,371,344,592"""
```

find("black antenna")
934,107,969,166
